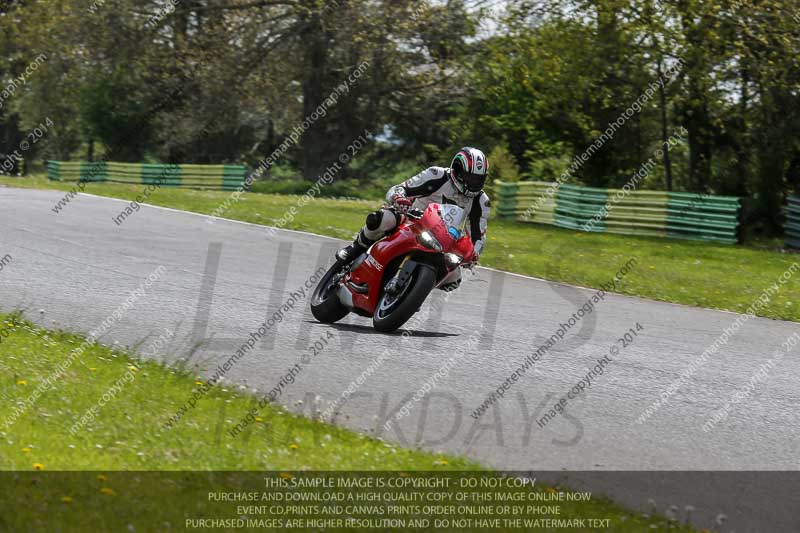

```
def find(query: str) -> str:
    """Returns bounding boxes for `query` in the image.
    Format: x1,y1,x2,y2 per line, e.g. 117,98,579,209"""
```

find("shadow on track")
304,320,458,338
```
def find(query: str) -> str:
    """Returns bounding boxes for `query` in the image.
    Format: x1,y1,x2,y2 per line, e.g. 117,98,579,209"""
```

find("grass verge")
0,313,469,471
0,314,691,532
3,173,798,322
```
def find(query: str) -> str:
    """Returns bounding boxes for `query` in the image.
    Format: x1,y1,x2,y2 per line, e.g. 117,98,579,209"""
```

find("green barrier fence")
496,180,741,244
786,195,800,249
47,161,247,191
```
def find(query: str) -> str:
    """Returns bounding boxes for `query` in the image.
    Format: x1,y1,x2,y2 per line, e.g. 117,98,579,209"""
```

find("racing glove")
392,196,413,214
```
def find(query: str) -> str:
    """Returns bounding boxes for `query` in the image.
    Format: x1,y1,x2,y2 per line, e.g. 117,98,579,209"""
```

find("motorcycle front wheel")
372,264,437,333
310,260,350,324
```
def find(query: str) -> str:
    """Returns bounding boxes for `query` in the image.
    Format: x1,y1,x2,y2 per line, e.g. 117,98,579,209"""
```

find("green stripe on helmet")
455,153,469,171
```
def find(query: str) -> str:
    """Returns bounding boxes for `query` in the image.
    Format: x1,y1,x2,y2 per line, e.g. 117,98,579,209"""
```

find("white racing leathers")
362,166,490,290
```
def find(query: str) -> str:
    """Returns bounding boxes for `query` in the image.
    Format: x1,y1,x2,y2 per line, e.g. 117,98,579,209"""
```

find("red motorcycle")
311,203,475,332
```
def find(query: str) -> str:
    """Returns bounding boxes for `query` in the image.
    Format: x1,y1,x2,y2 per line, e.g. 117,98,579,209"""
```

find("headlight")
416,231,442,252
444,253,463,267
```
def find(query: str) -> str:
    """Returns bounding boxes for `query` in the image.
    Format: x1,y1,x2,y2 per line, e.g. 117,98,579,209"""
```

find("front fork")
384,255,414,296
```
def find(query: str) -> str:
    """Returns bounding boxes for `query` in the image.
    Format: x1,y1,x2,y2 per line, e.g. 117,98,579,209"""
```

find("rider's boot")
336,230,375,263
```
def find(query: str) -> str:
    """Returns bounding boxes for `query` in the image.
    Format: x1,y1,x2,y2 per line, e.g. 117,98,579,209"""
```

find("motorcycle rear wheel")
310,260,350,324
372,264,437,333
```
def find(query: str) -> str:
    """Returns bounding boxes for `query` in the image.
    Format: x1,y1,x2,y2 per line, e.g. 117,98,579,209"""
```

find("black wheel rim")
314,265,345,305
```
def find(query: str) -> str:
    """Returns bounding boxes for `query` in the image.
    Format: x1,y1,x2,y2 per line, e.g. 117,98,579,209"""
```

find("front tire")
311,260,350,324
372,264,437,333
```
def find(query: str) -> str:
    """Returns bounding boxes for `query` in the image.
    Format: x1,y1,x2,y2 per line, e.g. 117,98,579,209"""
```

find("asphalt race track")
2,187,798,531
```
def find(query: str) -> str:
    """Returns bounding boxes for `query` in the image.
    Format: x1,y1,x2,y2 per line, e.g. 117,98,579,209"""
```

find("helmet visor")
463,171,486,192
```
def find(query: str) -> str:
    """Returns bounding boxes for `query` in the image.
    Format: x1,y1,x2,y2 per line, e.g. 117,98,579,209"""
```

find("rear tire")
373,264,437,333
310,261,350,324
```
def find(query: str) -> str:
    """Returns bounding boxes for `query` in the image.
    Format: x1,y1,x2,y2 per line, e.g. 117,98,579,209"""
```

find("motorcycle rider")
336,147,491,291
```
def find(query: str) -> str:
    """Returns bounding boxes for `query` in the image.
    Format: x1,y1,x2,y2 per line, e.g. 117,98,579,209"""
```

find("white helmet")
450,146,489,197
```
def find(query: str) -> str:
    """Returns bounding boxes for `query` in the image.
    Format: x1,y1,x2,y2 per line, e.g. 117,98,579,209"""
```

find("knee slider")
366,210,383,231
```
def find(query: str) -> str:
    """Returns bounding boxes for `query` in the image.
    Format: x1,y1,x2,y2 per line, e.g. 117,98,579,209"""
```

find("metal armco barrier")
496,181,741,244
786,195,800,249
47,161,247,191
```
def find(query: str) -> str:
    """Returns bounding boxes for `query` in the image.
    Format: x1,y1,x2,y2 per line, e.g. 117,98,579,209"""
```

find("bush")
525,152,572,183
488,144,521,182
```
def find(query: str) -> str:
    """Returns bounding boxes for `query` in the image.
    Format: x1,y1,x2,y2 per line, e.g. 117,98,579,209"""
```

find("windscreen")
439,204,467,231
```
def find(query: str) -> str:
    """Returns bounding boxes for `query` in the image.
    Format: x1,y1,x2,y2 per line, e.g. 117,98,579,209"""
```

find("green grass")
0,314,693,532
0,313,469,471
4,173,799,322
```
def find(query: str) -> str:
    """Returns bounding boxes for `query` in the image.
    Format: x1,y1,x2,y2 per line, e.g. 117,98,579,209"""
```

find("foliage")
80,67,153,161
487,143,521,182
0,0,798,233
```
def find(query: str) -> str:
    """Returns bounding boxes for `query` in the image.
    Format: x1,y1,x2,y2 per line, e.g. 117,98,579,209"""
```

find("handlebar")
385,202,424,219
